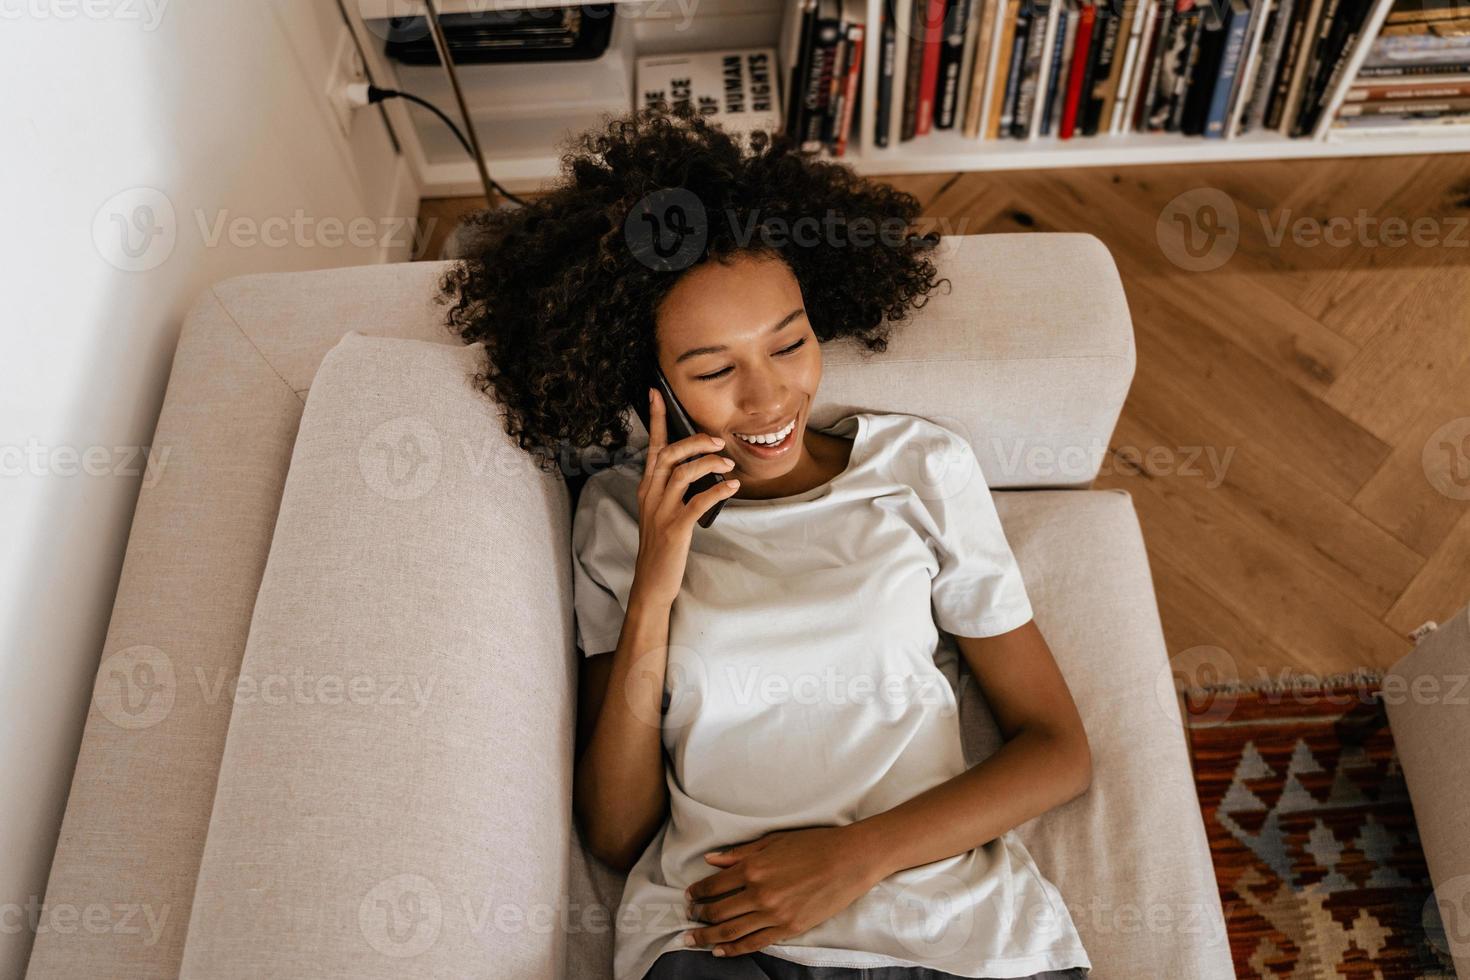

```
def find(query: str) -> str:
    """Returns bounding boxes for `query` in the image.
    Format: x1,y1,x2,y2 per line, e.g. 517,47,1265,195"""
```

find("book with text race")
637,48,783,140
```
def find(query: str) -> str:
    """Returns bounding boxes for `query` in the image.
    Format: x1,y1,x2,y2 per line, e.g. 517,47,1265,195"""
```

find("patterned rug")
1181,668,1458,979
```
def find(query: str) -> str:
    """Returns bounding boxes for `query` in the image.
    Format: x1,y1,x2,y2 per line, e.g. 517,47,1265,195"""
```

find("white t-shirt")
571,411,1092,980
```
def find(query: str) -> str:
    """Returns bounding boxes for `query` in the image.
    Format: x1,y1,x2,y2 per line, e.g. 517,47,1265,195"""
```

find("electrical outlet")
325,29,368,139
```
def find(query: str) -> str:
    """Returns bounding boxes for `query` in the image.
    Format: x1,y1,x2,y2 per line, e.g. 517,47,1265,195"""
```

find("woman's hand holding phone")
632,388,740,609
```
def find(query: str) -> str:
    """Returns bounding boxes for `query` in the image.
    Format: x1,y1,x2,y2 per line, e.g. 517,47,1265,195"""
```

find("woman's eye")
694,339,807,382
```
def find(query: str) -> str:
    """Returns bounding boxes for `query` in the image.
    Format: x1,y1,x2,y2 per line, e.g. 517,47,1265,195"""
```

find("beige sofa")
26,233,1239,979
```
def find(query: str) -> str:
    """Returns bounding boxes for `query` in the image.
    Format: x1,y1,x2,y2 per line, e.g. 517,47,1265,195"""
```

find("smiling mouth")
730,413,799,457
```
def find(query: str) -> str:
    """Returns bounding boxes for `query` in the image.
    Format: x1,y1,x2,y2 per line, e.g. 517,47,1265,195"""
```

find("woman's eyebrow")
674,308,806,364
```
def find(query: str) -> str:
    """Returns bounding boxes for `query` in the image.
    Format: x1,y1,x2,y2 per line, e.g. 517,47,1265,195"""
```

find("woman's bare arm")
843,618,1092,883
573,590,675,872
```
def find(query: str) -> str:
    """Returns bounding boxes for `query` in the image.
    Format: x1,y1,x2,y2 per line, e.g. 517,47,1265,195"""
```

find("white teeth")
734,419,795,445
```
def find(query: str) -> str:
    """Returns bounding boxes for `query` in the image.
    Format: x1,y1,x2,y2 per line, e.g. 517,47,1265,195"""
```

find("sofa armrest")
1382,602,1470,980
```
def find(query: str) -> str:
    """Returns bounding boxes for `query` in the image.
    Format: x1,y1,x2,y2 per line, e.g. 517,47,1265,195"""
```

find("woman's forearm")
573,587,674,871
845,725,1092,887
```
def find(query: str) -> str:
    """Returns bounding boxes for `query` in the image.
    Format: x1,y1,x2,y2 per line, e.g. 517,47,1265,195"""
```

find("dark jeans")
643,949,1089,980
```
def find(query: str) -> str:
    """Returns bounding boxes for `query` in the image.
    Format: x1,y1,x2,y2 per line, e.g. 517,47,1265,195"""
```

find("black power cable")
358,84,528,208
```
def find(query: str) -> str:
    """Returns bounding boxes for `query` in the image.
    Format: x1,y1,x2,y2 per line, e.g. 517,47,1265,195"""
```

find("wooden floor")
417,153,1470,681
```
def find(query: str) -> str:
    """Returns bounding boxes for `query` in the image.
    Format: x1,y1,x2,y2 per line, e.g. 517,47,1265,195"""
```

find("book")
1145,0,1189,130
637,48,783,142
1061,0,1098,135
902,0,928,138
1167,3,1204,130
1046,0,1083,132
1129,0,1172,130
1275,0,1327,132
1224,0,1274,137
988,0,1025,137
1016,0,1059,135
1243,0,1296,129
964,0,1005,135
876,0,898,145
783,0,818,141
916,0,948,133
1117,0,1152,131
1075,0,1109,133
1001,1,1035,133
1297,0,1378,135
832,10,868,154
936,0,976,127
1204,0,1253,135
1084,0,1124,133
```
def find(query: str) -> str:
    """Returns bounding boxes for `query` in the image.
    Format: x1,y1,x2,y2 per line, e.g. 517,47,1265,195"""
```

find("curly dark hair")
438,102,950,476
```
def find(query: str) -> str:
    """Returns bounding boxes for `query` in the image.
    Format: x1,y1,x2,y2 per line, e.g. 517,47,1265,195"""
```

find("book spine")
1000,2,1034,133
788,0,818,141
1346,79,1470,99
1075,0,1109,132
836,22,866,153
936,0,975,127
1108,0,1144,132
1358,62,1470,77
1205,0,1251,134
1143,0,1183,129
1061,1,1098,135
902,0,928,138
1244,0,1294,128
1127,0,1167,130
876,0,897,145
1168,6,1203,130
916,0,948,133
1225,0,1272,137
1338,95,1470,114
965,0,1004,135
1298,0,1375,134
803,6,843,150
1084,0,1123,132
988,0,1024,136
1289,0,1345,134
1015,0,1056,135
825,30,849,145
1044,1,1078,132
1272,0,1324,131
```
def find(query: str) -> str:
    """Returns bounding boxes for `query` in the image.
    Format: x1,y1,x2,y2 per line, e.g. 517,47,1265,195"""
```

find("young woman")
441,104,1093,980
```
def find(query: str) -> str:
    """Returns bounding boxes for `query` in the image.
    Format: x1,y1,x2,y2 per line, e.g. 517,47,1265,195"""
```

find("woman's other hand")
681,826,883,958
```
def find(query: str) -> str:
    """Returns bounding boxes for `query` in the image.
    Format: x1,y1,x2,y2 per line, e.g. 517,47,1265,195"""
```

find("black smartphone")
632,358,731,529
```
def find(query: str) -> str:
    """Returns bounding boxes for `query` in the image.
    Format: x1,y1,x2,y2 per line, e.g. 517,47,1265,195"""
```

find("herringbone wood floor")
419,153,1470,680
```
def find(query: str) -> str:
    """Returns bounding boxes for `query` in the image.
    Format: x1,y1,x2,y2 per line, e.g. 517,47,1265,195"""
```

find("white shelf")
343,0,1470,198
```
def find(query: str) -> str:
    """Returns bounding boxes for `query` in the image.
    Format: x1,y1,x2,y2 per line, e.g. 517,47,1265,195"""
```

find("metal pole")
422,0,497,202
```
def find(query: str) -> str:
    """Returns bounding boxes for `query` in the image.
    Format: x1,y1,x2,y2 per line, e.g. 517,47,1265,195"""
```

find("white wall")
0,2,416,975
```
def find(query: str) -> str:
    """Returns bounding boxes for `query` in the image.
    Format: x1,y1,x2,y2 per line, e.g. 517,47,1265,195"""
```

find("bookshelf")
345,0,1470,197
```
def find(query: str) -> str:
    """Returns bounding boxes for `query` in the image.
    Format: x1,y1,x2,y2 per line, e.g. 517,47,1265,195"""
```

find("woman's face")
654,251,822,490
